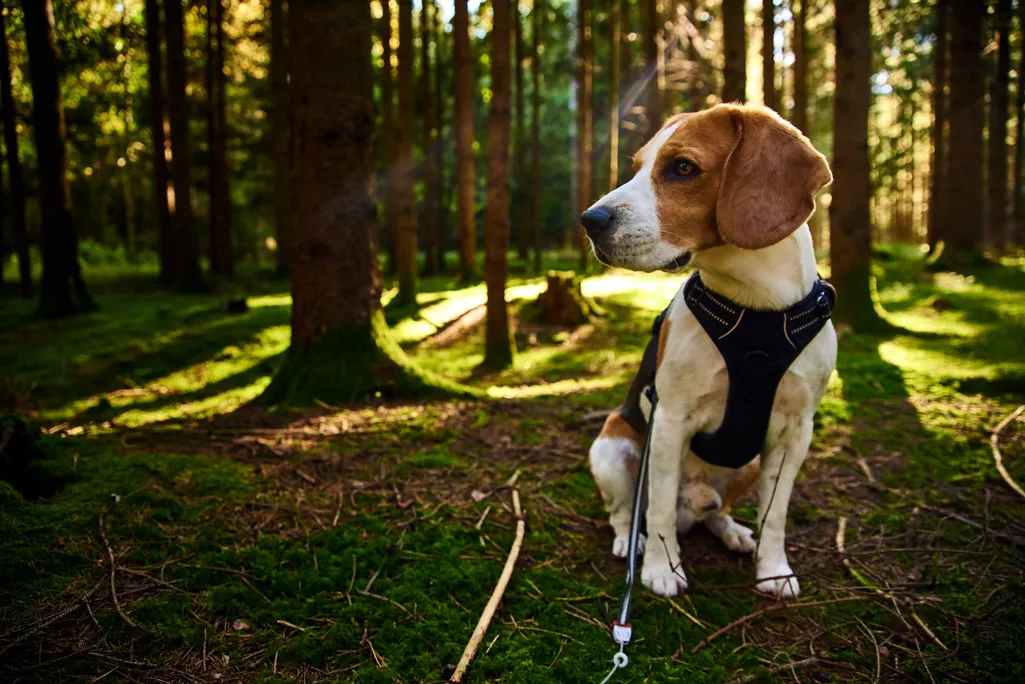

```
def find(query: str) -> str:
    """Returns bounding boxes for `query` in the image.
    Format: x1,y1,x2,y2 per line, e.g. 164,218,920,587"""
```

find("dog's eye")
669,159,700,179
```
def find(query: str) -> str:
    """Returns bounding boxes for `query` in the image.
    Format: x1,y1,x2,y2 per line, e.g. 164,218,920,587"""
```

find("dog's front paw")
612,533,646,558
641,560,687,596
720,522,756,554
756,565,800,598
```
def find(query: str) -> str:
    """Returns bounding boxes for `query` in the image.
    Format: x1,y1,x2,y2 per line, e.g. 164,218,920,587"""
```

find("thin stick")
991,405,1025,500
725,657,854,684
99,510,137,628
332,491,343,526
450,489,526,682
690,598,864,653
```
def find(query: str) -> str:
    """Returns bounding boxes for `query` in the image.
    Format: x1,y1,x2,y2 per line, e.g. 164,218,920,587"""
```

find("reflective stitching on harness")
790,317,825,335
789,306,817,319
703,293,736,314
718,309,745,340
697,301,729,326
782,313,797,350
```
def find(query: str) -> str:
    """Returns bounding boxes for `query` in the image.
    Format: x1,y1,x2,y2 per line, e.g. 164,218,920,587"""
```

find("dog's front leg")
755,416,813,598
640,404,689,597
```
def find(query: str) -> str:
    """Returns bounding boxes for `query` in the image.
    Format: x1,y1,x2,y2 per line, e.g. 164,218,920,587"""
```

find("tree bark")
270,0,291,274
395,0,418,301
830,0,878,331
164,0,203,291
609,0,620,192
792,0,807,133
0,6,31,297
762,0,776,110
531,0,543,273
454,0,477,280
378,0,396,274
928,0,948,250
988,0,1011,251
577,0,593,271
939,0,985,268
264,0,454,405
514,0,528,260
22,0,94,317
207,0,233,277
722,0,746,103
433,1,448,270
143,0,172,285
643,0,660,131
1014,0,1025,245
421,0,440,276
484,0,514,370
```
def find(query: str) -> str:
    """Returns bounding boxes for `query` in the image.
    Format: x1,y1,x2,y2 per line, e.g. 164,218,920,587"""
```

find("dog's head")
580,104,832,272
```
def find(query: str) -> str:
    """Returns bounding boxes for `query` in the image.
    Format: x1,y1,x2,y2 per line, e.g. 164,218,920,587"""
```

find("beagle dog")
584,104,836,598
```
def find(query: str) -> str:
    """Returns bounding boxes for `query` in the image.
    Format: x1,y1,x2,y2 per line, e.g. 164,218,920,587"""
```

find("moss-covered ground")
2,247,1025,682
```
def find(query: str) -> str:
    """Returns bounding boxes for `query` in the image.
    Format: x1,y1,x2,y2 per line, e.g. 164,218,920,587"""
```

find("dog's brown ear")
716,107,832,250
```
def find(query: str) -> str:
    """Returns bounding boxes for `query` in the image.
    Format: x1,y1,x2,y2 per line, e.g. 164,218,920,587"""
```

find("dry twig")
990,405,1025,500
99,510,137,628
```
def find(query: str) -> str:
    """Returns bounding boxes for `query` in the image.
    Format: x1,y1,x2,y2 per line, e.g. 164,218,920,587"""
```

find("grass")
2,247,1025,682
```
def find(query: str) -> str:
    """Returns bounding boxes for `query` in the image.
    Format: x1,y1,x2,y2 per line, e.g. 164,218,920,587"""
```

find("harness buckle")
815,291,832,320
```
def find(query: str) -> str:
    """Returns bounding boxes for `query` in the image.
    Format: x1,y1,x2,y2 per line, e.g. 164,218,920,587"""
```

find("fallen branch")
991,405,1025,500
98,510,137,629
450,489,526,683
725,657,855,684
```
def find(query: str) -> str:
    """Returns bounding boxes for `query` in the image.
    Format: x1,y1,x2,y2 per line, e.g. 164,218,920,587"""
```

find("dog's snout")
580,207,614,237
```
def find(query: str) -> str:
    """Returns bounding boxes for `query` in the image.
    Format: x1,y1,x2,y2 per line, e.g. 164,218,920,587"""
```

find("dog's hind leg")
589,412,645,557
704,514,756,553
754,416,813,598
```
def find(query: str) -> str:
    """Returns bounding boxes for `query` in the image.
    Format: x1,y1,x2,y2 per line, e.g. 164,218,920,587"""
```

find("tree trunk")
609,0,620,192
988,0,1011,251
792,0,807,133
454,0,477,280
0,6,31,297
483,0,514,370
1014,0,1025,245
207,0,233,277
762,0,776,110
270,0,291,274
577,0,593,271
830,0,878,331
378,0,396,274
264,0,456,405
164,0,203,291
22,0,94,317
928,0,948,250
394,0,418,301
420,0,440,276
939,0,985,269
433,1,447,271
514,0,528,260
531,0,543,273
643,0,660,131
722,0,746,103
144,0,172,284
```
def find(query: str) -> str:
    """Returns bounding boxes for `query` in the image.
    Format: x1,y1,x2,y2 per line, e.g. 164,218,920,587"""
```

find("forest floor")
2,247,1025,683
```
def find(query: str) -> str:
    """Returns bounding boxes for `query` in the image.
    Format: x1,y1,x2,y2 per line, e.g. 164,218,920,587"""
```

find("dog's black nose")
580,207,614,236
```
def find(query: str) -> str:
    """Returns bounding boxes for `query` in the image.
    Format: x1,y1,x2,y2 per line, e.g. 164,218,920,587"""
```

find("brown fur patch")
656,316,672,370
599,410,643,443
720,458,761,514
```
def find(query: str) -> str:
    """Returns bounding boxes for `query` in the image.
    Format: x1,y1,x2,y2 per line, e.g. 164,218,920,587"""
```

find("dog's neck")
691,225,819,310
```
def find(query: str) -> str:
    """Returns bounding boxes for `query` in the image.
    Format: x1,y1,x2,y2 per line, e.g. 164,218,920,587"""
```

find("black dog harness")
619,272,835,470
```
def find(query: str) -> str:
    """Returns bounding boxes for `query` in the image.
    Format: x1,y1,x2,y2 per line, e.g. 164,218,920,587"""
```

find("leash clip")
611,621,632,646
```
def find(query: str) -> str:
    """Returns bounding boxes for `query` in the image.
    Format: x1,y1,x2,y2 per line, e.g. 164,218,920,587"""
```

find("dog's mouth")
662,251,691,272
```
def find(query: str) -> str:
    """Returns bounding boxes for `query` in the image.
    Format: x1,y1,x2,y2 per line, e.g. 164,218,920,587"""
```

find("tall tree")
143,0,172,285
264,0,449,404
531,0,543,273
484,0,514,369
379,0,396,273
0,6,31,297
514,0,528,260
643,0,660,130
609,0,620,192
762,0,777,110
940,0,985,268
988,0,1011,250
270,0,291,275
165,0,203,290
830,0,878,330
791,0,807,133
433,0,448,269
577,0,593,270
207,0,233,277
22,0,95,316
722,0,746,103
395,0,418,301
928,0,948,250
1014,0,1025,245
454,0,477,280
421,0,440,275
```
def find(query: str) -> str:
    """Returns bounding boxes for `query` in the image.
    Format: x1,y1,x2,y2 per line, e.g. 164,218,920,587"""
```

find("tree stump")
532,271,598,326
